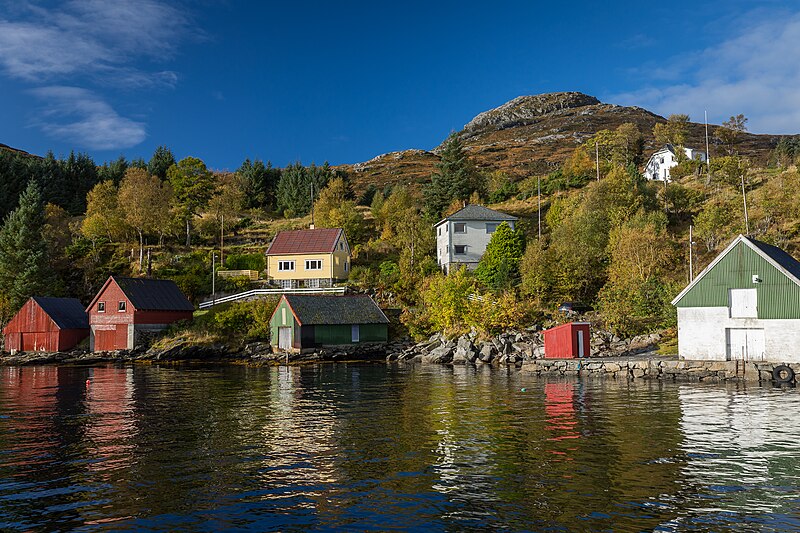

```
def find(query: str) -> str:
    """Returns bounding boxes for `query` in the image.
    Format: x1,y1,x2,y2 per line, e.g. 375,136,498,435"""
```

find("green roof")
283,295,389,325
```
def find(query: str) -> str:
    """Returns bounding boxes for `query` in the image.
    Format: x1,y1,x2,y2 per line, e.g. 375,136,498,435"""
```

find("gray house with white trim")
434,205,517,273
672,235,800,362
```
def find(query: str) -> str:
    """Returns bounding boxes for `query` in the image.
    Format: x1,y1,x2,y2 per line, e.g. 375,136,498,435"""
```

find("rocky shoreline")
0,339,415,366
387,328,664,365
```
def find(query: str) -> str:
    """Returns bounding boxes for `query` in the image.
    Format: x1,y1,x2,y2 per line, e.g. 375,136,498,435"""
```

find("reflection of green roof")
284,295,388,325
436,204,517,226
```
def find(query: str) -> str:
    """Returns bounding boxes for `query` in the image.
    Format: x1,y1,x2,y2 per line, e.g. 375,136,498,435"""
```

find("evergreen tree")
97,155,129,184
148,145,176,180
0,181,54,312
424,133,483,218
237,158,281,210
275,162,335,217
475,222,526,290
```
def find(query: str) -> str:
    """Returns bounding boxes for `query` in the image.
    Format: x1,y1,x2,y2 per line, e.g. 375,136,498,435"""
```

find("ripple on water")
1,364,800,531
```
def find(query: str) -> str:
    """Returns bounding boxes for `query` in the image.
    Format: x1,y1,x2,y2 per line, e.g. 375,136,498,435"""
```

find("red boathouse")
86,276,194,352
3,297,89,353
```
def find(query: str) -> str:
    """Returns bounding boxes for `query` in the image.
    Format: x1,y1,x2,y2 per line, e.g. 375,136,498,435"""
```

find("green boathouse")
672,234,800,362
270,294,389,352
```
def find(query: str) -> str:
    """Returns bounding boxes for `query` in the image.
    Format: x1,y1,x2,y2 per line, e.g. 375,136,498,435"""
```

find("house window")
454,222,466,233
278,260,295,271
660,157,664,164
281,307,286,325
486,223,498,234
305,278,320,288
438,227,441,236
339,242,344,250
98,302,105,313
305,260,322,270
730,288,757,318
454,245,466,255
118,301,126,312
344,261,349,272
279,279,295,289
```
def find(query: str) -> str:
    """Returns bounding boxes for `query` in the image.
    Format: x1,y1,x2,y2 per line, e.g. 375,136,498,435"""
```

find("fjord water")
1,364,799,532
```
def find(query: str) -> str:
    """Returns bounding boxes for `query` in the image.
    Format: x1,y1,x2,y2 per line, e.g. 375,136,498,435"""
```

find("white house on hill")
644,144,707,182
672,235,800,362
434,204,517,273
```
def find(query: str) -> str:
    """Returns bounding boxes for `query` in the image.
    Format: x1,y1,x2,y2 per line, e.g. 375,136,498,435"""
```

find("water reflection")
0,364,799,531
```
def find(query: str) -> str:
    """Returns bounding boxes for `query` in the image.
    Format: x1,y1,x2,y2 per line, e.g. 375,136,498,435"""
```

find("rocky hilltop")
344,91,789,190
462,92,601,132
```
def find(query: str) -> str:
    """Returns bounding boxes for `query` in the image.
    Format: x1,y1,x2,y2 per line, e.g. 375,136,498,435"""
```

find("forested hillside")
2,92,800,342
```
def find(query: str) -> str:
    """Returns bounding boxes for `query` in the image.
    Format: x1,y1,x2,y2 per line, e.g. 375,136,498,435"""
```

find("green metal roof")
282,295,389,325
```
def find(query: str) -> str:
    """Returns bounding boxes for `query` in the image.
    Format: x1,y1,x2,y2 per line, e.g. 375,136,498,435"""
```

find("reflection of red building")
544,382,579,443
3,297,89,353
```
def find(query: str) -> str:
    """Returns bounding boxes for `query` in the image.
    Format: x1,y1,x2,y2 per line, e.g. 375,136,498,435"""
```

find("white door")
351,324,360,343
730,288,757,318
727,328,765,361
278,327,292,350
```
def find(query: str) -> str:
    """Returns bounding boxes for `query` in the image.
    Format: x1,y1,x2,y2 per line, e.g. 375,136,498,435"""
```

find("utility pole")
537,176,542,240
741,172,750,234
595,141,600,181
220,214,224,268
705,110,712,178
310,182,315,228
689,225,694,282
212,252,217,306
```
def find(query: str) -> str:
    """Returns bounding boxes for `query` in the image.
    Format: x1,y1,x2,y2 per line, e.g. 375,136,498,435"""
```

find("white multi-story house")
644,144,707,182
434,204,517,273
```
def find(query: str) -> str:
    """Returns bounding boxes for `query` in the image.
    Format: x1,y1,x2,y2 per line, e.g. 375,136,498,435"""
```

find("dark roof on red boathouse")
266,228,343,255
87,276,195,312
31,297,89,329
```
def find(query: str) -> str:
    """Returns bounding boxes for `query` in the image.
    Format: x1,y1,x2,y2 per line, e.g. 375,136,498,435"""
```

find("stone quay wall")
521,358,800,384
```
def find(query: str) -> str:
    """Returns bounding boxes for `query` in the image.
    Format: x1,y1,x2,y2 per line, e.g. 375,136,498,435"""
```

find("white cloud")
0,0,196,149
30,86,146,150
612,11,800,134
0,0,192,83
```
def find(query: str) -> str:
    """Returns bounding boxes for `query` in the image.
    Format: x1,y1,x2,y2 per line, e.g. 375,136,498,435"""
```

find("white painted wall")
644,147,707,182
435,219,515,273
677,306,800,362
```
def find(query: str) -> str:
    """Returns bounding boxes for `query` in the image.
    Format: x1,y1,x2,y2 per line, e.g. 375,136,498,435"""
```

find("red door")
95,325,129,351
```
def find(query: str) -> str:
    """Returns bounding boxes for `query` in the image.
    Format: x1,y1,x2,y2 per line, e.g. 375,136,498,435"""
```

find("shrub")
224,253,265,271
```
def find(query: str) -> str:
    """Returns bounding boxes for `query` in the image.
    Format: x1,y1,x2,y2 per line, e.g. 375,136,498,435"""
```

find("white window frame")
486,223,498,234
118,301,126,312
453,222,467,234
305,259,322,270
278,260,295,271
454,245,466,255
98,301,105,313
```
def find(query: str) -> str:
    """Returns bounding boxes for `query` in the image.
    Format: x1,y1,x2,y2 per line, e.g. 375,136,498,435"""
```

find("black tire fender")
772,364,795,384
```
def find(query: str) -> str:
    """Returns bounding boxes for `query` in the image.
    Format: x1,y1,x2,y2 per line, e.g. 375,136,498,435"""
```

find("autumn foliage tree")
118,167,174,270
168,157,215,246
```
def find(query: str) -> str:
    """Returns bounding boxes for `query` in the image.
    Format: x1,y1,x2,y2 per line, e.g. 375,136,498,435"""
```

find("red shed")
543,322,590,359
86,276,194,352
3,297,89,353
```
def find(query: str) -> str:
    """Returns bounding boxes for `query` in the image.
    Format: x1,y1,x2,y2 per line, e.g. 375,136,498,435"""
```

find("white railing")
198,286,346,309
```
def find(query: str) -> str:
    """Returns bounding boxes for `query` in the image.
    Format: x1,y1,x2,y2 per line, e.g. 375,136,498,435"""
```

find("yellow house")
265,228,351,289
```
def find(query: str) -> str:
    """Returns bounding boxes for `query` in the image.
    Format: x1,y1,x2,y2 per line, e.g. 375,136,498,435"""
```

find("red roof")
266,228,343,255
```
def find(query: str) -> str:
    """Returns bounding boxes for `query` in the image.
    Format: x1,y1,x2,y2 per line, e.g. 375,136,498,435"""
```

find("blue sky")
1,1,798,170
